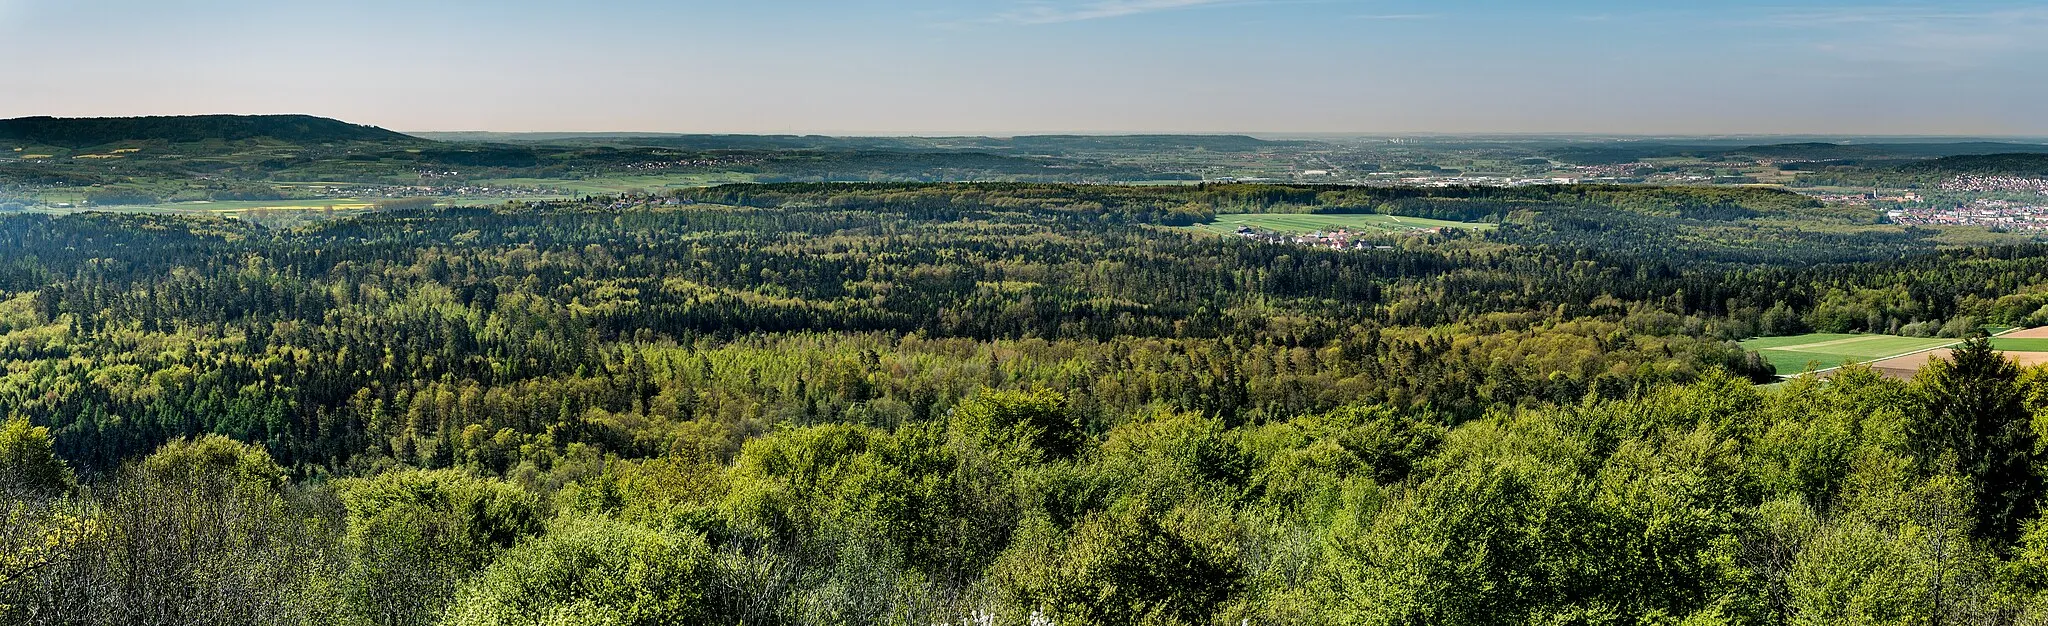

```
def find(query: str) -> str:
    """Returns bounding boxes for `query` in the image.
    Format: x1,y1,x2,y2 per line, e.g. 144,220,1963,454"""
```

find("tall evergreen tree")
1912,336,2041,546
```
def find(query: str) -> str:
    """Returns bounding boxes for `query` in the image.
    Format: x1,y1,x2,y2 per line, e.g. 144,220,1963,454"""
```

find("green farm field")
1186,213,1494,236
476,173,754,195
126,198,380,213
1991,338,2048,353
1739,333,1962,374
31,196,565,217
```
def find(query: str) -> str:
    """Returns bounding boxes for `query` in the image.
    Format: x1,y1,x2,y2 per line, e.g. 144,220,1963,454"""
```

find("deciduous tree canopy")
5,185,2048,624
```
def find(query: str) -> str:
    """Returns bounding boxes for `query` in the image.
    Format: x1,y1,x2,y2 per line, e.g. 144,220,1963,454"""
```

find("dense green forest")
677,182,1931,264
1544,141,2048,166
423,133,1297,155
1903,154,2048,177
0,115,415,148
10,184,2048,624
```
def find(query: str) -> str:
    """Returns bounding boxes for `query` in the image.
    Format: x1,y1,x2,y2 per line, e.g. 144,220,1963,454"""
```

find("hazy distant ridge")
0,114,416,148
1547,140,2048,165
411,132,1293,154
1901,153,2048,177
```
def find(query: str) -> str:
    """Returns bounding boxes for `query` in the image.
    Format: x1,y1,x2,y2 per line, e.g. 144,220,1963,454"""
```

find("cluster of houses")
1569,163,1648,178
1888,198,2048,230
623,155,768,171
1383,175,1582,188
1805,190,1923,206
1212,174,1581,188
604,196,701,210
298,183,557,199
1231,226,1439,250
1939,175,2048,195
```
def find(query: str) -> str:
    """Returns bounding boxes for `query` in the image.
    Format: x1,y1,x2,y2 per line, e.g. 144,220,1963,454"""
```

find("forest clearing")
1745,327,2048,378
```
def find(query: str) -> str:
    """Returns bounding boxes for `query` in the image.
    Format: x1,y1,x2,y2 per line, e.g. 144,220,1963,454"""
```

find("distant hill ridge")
1547,140,2048,165
408,132,1290,153
0,114,416,148
1734,141,2048,159
1901,153,2048,177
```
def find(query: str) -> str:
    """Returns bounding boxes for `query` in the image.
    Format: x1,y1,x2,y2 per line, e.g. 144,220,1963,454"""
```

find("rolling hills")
0,114,416,148
1901,153,2048,177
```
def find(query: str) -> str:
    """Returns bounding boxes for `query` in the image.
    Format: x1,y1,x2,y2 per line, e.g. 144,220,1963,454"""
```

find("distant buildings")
1873,177,2048,230
1228,226,1442,250
1940,176,2048,195
1807,190,1922,206
1208,174,1579,188
1393,176,1580,188
1889,198,2048,230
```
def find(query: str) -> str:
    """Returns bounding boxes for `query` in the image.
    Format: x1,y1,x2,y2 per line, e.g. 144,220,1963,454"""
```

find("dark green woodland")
7,180,2048,625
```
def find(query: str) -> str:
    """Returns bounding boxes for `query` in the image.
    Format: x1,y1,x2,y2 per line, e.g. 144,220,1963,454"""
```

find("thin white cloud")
994,0,1248,25
1764,5,2034,26
1349,13,1436,20
1750,5,2048,69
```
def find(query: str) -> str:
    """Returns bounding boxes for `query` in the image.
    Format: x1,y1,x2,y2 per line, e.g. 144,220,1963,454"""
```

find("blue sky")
2,0,2044,134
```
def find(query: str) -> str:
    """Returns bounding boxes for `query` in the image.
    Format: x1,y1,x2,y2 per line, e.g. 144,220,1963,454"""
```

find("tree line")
3,185,2048,624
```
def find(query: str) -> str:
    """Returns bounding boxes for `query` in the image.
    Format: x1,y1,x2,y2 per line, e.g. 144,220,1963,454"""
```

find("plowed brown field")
1864,346,2048,379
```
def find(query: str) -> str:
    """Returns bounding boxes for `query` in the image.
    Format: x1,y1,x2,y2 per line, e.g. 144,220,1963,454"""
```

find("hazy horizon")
401,130,2048,141
4,0,2046,135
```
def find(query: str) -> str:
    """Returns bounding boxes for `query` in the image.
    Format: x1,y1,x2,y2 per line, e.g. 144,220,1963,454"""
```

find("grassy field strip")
68,196,563,215
1990,338,2048,352
1743,328,2036,377
1743,334,1963,375
1737,333,1862,350
1766,335,1903,352
1188,213,1494,236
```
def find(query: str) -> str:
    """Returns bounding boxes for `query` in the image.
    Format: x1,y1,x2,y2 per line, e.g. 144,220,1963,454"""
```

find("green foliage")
1323,412,1601,624
949,389,1084,459
440,518,714,626
1787,474,2011,624
3,436,340,626
1903,153,2048,177
993,502,1247,626
209,184,287,202
1913,337,2043,545
83,189,160,206
674,182,1833,239
339,470,544,626
7,185,2048,624
140,434,288,494
0,114,413,148
0,416,71,494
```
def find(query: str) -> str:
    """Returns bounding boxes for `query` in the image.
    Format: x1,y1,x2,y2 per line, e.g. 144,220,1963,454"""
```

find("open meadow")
1992,338,2048,352
1739,333,1964,374
473,173,754,195
25,196,562,218
1745,329,2048,378
1186,212,1494,236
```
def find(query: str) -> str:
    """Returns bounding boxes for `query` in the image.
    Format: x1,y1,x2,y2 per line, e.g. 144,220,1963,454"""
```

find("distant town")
1216,173,1585,187
1940,175,2048,194
1889,198,2048,231
1883,176,2048,230
1231,225,1442,250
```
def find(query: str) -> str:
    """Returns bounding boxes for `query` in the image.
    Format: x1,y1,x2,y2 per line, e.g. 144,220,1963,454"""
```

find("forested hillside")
0,114,415,148
1903,153,2048,177
8,185,2048,624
